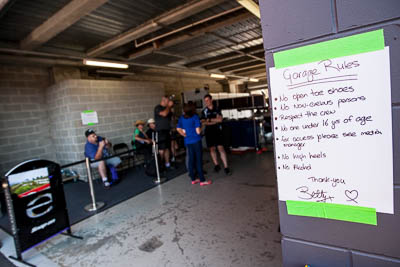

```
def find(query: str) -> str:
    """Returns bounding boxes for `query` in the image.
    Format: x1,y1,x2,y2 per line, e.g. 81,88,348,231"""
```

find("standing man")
154,96,174,170
201,94,231,175
84,129,121,188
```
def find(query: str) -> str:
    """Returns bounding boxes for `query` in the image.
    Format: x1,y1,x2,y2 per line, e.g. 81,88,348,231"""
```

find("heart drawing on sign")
345,189,359,203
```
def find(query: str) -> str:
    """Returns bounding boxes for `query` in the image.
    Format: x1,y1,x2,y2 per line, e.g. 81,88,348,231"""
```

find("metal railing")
61,148,137,212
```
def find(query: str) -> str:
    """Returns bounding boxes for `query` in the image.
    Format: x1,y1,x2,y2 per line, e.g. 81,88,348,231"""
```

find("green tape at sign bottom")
87,123,95,125
286,200,377,225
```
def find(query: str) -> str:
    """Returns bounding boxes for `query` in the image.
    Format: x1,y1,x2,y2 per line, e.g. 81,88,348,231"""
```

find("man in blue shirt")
84,129,121,188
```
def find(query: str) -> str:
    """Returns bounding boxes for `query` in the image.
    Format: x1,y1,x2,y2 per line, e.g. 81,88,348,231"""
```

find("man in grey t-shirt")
154,96,174,169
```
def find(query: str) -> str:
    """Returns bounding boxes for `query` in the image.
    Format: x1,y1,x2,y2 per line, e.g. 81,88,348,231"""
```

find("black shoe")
214,165,221,173
224,168,232,176
166,165,176,172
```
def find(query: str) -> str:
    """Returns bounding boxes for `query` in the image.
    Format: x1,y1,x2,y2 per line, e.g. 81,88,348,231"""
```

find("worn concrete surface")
3,152,282,266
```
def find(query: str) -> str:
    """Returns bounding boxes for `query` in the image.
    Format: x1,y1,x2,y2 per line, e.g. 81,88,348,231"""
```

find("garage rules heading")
269,47,394,214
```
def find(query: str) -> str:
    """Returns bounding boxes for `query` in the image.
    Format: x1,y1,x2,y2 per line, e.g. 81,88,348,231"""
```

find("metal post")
84,158,105,212
152,132,166,184
252,95,259,151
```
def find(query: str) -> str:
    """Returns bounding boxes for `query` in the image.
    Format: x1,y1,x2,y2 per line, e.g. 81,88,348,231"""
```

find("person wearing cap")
84,129,121,188
154,96,174,170
146,118,156,139
132,120,152,163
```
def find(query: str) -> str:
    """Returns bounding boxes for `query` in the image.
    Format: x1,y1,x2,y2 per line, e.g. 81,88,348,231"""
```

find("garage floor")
1,151,282,267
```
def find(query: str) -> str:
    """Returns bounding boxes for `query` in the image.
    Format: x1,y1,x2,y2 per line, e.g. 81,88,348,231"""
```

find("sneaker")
214,165,221,173
103,181,111,189
224,168,232,176
200,180,212,186
191,179,201,185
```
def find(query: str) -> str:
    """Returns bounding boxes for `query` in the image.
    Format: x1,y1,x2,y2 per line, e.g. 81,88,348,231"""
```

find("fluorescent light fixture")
83,59,128,69
249,78,259,82
236,0,261,18
210,73,226,79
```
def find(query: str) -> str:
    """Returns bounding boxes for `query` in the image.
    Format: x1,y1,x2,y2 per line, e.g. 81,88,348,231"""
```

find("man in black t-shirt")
201,94,231,175
154,96,174,170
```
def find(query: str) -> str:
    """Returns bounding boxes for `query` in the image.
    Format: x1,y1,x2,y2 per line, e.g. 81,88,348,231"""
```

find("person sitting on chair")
132,120,153,164
146,118,156,139
84,129,121,189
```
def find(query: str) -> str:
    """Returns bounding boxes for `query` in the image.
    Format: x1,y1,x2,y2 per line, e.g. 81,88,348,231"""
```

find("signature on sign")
296,186,334,202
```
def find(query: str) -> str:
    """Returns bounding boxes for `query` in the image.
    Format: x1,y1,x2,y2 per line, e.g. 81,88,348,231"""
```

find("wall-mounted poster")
269,30,393,225
81,110,98,125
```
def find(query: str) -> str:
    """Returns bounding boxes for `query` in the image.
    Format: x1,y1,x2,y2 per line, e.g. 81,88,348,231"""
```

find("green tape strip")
286,200,377,225
274,29,384,69
82,110,94,113
87,123,95,126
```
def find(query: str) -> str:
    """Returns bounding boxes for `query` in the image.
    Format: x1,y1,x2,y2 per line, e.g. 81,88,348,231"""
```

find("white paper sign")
81,110,98,125
269,47,393,213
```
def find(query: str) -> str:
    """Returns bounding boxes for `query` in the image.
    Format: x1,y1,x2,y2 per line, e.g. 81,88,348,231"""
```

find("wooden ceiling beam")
20,0,108,50
236,0,260,18
87,0,227,57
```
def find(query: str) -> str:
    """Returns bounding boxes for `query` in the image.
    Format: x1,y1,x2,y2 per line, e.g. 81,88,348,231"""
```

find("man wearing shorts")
154,96,174,170
84,129,121,188
201,94,231,175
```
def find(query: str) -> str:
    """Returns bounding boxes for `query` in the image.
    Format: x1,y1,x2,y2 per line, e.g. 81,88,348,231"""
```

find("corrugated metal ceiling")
0,0,71,42
0,0,264,73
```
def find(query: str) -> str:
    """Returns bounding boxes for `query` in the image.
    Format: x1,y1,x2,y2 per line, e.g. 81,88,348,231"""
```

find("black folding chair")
113,143,133,169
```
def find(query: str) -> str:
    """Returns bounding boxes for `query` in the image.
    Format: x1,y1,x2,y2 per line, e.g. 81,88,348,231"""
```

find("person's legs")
95,160,111,186
170,139,177,162
106,157,121,167
143,144,153,164
187,143,196,181
158,130,171,167
159,149,165,162
106,157,121,182
136,143,152,164
164,148,170,165
95,161,106,179
194,141,205,182
206,132,220,171
185,146,189,170
217,145,228,168
209,146,218,166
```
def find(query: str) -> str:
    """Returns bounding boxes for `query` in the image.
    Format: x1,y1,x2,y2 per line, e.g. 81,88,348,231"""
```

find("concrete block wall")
260,0,400,266
46,79,165,180
0,66,54,175
0,65,220,177
125,70,224,114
